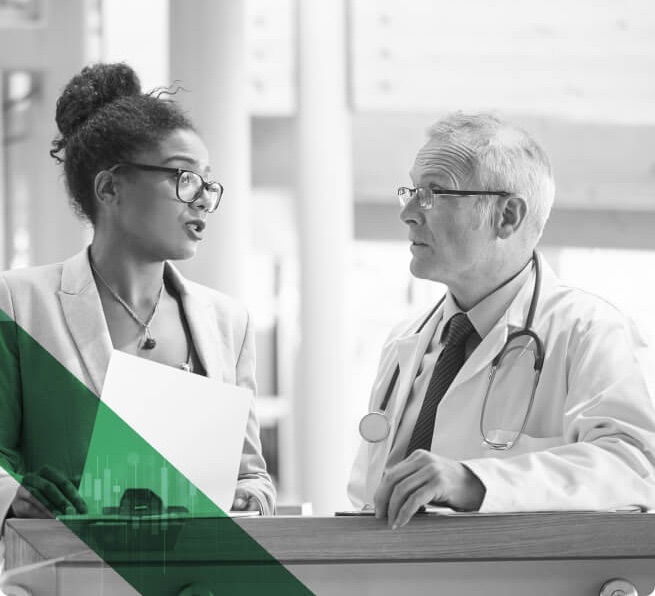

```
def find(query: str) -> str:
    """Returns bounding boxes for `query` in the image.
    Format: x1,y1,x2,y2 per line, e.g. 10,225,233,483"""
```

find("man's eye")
179,172,192,185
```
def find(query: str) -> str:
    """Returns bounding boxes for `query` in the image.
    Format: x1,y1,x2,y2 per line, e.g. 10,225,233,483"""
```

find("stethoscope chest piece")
359,411,390,443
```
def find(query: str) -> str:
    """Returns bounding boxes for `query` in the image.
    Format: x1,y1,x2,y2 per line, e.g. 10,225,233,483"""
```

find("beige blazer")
0,248,275,518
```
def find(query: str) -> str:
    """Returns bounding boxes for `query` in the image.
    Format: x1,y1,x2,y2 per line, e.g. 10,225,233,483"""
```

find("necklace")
90,258,164,350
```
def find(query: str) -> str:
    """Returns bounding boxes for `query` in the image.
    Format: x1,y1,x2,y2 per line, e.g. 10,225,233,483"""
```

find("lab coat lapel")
388,305,443,446
366,304,443,499
58,249,113,396
165,263,225,381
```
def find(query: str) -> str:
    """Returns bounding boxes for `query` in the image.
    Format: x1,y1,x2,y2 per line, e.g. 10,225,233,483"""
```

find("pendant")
142,337,157,350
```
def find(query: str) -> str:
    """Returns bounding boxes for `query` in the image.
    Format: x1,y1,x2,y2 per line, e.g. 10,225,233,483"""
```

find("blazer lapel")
165,263,225,381
58,249,113,396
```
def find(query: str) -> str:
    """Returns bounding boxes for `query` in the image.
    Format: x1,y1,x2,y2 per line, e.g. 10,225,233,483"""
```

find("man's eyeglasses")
109,162,224,213
397,187,511,210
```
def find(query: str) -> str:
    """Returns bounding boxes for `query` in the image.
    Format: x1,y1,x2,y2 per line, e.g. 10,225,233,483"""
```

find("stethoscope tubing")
359,252,543,446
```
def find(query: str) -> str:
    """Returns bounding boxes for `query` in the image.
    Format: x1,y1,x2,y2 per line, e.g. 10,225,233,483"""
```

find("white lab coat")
348,258,655,512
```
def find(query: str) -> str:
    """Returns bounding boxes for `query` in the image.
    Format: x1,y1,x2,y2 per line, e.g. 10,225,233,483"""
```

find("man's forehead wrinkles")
414,141,476,187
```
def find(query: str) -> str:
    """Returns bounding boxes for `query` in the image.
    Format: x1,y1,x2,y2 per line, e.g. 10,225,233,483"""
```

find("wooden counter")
3,513,655,595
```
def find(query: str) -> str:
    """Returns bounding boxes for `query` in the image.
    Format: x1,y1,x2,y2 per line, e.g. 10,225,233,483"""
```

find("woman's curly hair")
50,62,194,224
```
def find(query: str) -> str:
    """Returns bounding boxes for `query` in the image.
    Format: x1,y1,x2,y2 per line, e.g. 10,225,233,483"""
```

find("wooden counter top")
5,511,655,570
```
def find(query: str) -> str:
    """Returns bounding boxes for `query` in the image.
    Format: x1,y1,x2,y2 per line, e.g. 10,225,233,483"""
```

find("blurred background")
1,0,654,514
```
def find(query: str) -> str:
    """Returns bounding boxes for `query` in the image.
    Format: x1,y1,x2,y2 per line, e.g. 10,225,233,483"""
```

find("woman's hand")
11,465,88,518
231,487,262,513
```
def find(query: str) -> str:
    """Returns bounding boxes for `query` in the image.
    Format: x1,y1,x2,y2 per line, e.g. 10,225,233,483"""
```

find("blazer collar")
163,262,224,380
58,249,112,396
58,248,225,396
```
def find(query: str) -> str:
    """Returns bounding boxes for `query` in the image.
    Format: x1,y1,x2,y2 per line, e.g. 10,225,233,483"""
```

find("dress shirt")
385,260,533,468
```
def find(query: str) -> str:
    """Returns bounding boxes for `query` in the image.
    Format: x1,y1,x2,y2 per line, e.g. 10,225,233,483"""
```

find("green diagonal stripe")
0,308,312,595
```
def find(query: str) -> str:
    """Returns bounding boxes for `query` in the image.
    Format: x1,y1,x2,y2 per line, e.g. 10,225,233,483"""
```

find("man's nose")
400,196,424,225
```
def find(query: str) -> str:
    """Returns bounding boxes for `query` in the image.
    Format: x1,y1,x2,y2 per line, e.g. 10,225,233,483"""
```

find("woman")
0,62,275,519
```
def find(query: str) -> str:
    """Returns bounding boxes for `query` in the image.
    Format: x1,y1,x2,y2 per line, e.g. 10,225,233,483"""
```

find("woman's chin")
153,242,198,262
173,244,198,261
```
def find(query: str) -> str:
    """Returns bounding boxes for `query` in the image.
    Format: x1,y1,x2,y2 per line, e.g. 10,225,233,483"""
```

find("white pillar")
0,72,6,269
169,0,249,301
29,0,93,266
295,0,354,514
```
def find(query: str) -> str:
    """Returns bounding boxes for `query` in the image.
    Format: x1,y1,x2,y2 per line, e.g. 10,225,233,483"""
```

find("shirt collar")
439,259,533,342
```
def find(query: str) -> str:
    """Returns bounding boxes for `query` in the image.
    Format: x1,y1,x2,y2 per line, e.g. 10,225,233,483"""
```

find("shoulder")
383,301,443,345
542,279,634,329
538,277,645,349
0,262,66,301
180,278,250,329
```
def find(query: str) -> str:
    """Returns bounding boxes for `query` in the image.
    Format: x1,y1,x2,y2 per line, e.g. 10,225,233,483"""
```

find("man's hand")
374,450,485,529
231,487,262,513
11,466,87,518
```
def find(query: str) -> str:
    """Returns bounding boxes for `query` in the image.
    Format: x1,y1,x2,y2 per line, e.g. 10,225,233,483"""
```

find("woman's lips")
185,220,205,240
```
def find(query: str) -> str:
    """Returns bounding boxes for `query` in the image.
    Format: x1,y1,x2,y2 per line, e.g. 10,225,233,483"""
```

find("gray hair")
426,112,555,242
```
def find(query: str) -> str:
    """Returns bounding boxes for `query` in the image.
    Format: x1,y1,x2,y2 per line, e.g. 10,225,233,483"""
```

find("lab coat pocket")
481,429,563,458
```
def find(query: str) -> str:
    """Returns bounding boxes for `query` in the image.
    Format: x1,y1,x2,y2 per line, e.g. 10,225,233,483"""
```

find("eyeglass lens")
177,171,221,210
398,187,432,209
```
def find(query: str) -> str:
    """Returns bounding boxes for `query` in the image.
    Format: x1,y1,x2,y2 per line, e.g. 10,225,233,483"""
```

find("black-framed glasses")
397,187,511,210
109,162,224,213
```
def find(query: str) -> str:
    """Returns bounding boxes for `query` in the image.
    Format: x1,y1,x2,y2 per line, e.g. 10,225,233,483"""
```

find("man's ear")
496,195,527,239
93,170,119,207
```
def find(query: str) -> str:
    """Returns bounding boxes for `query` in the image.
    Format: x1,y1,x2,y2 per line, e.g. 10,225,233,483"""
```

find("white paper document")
90,350,252,514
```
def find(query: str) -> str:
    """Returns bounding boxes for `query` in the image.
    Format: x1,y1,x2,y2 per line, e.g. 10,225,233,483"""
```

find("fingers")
41,466,87,513
22,472,68,514
374,450,428,520
375,450,452,529
19,466,87,516
243,497,261,511
11,486,55,519
387,469,436,529
393,482,438,529
231,489,260,512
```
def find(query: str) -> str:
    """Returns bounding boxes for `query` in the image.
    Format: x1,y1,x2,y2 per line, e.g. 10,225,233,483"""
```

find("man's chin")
409,258,430,280
409,257,446,284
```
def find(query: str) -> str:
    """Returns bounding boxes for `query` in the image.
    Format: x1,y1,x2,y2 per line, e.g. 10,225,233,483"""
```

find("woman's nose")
191,185,212,212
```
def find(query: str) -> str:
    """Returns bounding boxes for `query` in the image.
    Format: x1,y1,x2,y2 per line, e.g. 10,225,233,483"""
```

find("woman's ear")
496,195,527,239
94,170,119,207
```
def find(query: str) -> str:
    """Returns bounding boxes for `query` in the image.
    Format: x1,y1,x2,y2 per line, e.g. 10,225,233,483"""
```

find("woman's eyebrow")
161,156,211,176
161,155,195,166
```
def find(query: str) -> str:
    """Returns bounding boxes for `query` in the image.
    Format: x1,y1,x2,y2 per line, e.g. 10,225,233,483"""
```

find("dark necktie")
405,313,476,456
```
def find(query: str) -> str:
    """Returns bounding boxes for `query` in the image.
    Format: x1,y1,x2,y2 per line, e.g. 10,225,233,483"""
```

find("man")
348,112,655,528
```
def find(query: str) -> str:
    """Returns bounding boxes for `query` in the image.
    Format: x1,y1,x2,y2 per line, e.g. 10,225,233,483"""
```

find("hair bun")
54,62,142,138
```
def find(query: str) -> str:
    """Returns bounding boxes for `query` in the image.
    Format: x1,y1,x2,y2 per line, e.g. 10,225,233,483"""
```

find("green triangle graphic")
0,308,312,595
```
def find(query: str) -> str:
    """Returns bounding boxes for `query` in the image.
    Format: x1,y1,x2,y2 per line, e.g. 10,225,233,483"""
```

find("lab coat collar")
438,258,533,343
449,253,556,391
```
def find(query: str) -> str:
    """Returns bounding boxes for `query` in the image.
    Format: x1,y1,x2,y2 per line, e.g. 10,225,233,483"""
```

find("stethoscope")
359,251,544,451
